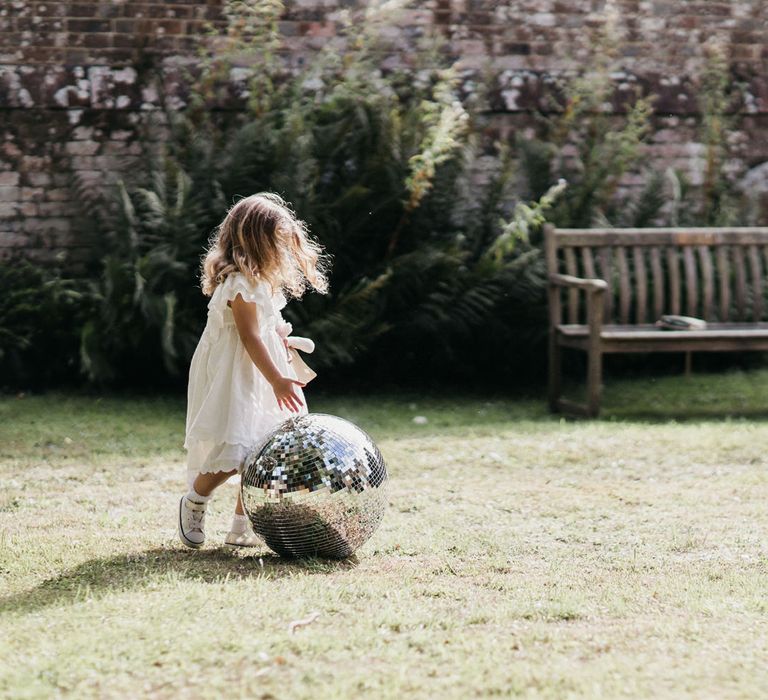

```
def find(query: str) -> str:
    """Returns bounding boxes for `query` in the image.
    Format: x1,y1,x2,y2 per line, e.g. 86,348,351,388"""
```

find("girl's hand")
270,375,305,413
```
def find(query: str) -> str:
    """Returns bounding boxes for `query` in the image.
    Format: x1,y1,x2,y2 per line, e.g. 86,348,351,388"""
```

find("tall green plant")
521,7,657,228
0,261,85,389
687,41,746,226
80,166,207,385
639,43,748,229
71,1,639,388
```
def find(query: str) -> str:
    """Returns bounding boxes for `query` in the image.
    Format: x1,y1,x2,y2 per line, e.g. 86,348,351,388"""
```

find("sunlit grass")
1,371,767,698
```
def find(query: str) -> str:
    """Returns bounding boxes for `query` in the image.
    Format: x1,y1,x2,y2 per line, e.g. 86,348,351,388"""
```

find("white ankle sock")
186,488,211,504
230,514,249,534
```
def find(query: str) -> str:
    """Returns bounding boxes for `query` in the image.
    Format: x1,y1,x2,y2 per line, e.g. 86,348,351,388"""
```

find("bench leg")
587,348,602,418
548,334,562,413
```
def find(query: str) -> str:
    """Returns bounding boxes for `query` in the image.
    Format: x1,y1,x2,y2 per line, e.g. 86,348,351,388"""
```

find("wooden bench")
544,225,768,417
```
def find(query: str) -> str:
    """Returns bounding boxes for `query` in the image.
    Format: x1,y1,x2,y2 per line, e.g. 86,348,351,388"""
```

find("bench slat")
763,246,768,300
547,226,768,416
764,246,768,318
666,248,681,315
564,247,579,324
549,226,768,326
555,228,768,247
698,246,715,320
748,245,763,321
558,322,768,337
717,246,730,320
598,247,614,321
556,323,768,354
616,247,631,324
650,247,664,319
733,246,747,320
634,247,647,323
683,246,698,317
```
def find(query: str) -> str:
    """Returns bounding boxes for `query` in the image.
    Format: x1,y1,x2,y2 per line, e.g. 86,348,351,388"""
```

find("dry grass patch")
1,372,767,698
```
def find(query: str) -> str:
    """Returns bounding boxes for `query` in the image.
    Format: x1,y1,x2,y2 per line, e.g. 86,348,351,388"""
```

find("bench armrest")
549,273,608,292
547,273,606,335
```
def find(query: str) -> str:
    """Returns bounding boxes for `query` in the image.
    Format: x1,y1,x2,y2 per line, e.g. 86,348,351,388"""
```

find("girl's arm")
230,294,305,413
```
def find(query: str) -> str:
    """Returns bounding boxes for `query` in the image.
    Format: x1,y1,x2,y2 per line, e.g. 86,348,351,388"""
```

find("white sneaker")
224,528,261,548
178,496,207,549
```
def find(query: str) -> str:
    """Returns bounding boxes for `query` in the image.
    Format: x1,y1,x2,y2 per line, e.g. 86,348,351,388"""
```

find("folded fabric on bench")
655,315,707,331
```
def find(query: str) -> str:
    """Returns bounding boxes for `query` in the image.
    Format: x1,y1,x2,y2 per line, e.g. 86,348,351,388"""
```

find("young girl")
179,193,328,549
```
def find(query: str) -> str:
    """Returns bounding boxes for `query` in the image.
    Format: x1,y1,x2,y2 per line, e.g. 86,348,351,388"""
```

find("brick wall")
2,0,768,264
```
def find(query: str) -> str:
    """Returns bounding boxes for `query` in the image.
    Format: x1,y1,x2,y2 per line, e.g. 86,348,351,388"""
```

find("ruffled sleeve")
219,273,272,310
206,273,276,338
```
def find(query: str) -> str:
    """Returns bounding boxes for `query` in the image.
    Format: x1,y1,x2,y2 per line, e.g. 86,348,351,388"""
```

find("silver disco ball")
241,413,388,559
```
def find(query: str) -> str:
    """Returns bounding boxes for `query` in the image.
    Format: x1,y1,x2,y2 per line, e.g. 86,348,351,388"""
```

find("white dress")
184,272,307,487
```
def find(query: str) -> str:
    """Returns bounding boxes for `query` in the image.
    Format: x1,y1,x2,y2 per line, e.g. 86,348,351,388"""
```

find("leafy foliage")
677,41,749,227
3,1,759,390
80,166,208,386
0,261,86,389
141,0,547,387
518,7,659,229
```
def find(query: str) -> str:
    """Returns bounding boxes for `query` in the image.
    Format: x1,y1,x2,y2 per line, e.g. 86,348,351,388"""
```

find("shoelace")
188,505,206,533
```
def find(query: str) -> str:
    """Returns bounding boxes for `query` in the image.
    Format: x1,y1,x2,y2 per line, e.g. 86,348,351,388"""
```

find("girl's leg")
193,469,245,515
179,470,237,549
192,469,237,497
225,483,260,548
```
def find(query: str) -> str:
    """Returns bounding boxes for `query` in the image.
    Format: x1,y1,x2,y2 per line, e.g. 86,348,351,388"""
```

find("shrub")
79,168,209,387
0,261,86,389
75,0,559,389
5,1,757,390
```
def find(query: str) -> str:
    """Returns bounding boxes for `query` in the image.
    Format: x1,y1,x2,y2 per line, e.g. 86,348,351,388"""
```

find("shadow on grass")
0,546,357,615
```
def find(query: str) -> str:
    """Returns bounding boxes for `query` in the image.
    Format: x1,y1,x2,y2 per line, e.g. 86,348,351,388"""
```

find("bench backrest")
544,226,768,325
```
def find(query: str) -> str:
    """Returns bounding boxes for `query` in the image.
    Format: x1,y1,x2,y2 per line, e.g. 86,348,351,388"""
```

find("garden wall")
2,0,768,264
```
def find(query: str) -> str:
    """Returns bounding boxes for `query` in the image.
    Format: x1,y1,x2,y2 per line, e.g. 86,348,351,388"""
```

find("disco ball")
241,413,388,559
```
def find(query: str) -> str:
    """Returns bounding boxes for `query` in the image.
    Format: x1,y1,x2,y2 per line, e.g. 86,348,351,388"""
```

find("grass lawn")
1,371,767,698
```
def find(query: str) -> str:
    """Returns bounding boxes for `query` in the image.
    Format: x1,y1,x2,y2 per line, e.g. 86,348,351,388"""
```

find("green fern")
0,261,86,388
80,164,207,386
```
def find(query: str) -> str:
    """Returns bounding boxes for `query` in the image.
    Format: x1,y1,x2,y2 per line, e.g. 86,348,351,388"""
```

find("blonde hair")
201,193,329,298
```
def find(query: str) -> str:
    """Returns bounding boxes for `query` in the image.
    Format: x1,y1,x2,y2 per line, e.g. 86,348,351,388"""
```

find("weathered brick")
0,172,20,186
20,187,45,202
25,172,50,186
0,186,20,202
3,0,768,264
0,202,20,218
69,4,100,18
113,19,137,34
23,217,71,234
503,42,531,55
19,202,38,217
44,188,70,202
83,32,113,49
67,19,112,33
38,201,77,216
153,19,185,35
64,140,100,156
